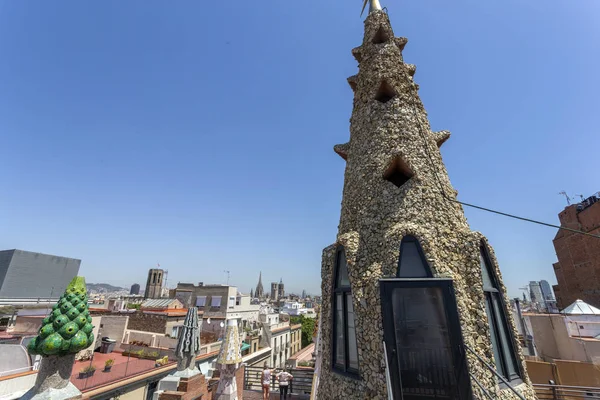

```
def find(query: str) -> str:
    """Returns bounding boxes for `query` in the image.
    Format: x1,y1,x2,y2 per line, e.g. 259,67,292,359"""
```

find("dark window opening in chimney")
372,26,390,44
375,80,397,103
384,156,413,188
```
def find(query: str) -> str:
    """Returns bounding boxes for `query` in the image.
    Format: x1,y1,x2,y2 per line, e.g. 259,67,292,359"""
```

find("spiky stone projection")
28,276,95,356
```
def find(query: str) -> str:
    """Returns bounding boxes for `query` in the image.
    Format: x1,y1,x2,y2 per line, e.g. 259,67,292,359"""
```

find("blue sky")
1,0,598,298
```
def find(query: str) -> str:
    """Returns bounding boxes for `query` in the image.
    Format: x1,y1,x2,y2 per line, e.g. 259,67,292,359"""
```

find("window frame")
195,296,207,307
171,325,183,339
331,246,360,377
380,278,472,400
210,296,222,308
480,244,522,383
397,235,433,278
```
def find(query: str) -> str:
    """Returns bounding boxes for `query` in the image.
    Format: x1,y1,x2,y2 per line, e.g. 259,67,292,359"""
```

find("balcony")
243,365,314,398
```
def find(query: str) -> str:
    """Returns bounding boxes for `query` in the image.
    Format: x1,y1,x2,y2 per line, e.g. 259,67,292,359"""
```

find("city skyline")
0,1,598,399
86,274,317,298
2,0,599,300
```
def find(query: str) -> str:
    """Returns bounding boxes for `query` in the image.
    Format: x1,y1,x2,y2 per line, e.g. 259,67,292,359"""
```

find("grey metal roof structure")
140,298,181,309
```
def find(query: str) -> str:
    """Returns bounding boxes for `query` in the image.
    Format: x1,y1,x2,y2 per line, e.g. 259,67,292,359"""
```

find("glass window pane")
391,287,457,396
335,294,345,367
480,250,495,290
336,250,350,287
196,296,206,307
398,238,429,278
346,294,359,370
484,294,504,376
492,294,519,379
211,296,222,307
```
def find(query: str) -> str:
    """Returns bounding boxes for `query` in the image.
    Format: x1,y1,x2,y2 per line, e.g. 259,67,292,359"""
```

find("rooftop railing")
464,344,526,400
534,382,600,400
0,366,34,378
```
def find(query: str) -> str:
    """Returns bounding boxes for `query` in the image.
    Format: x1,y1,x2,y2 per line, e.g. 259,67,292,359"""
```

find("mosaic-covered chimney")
317,7,536,400
23,276,95,400
215,319,242,400
173,306,201,377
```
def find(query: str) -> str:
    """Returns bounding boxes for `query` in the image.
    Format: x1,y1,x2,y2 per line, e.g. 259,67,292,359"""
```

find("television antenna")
519,286,529,301
224,270,231,286
361,0,382,16
558,191,571,205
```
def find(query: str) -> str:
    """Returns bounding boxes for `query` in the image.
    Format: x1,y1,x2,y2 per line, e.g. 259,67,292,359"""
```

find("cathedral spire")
255,271,264,298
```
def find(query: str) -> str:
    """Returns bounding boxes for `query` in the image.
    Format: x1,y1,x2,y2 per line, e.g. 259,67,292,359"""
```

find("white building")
281,301,307,316
226,291,261,334
258,305,293,368
515,299,600,362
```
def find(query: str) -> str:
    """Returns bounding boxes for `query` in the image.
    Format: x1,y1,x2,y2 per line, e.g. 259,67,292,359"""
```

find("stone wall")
127,312,167,334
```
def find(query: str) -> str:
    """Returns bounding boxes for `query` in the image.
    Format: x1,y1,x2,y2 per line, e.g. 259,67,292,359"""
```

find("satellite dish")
220,322,225,328
207,318,211,324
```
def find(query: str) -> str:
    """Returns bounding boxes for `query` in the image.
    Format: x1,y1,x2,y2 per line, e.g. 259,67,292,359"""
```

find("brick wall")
158,366,244,400
553,202,600,309
236,365,245,400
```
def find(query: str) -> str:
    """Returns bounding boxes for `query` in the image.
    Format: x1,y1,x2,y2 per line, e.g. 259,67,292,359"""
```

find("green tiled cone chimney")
22,276,94,400
28,276,95,356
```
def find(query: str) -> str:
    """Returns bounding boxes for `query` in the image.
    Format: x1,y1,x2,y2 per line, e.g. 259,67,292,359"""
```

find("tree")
290,315,316,348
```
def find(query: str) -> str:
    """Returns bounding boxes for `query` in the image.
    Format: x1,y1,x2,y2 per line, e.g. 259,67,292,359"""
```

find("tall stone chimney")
317,8,535,400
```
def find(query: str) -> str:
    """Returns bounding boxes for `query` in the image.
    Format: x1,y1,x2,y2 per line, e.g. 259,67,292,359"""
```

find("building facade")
270,282,279,301
317,7,534,400
130,283,140,295
0,249,80,304
529,281,544,305
540,280,555,301
519,300,600,363
173,283,260,333
258,308,294,369
291,323,302,355
281,301,307,316
552,193,600,309
144,268,164,299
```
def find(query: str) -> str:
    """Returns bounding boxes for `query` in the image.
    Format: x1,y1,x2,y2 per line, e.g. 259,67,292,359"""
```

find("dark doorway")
380,279,471,400
146,380,159,400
